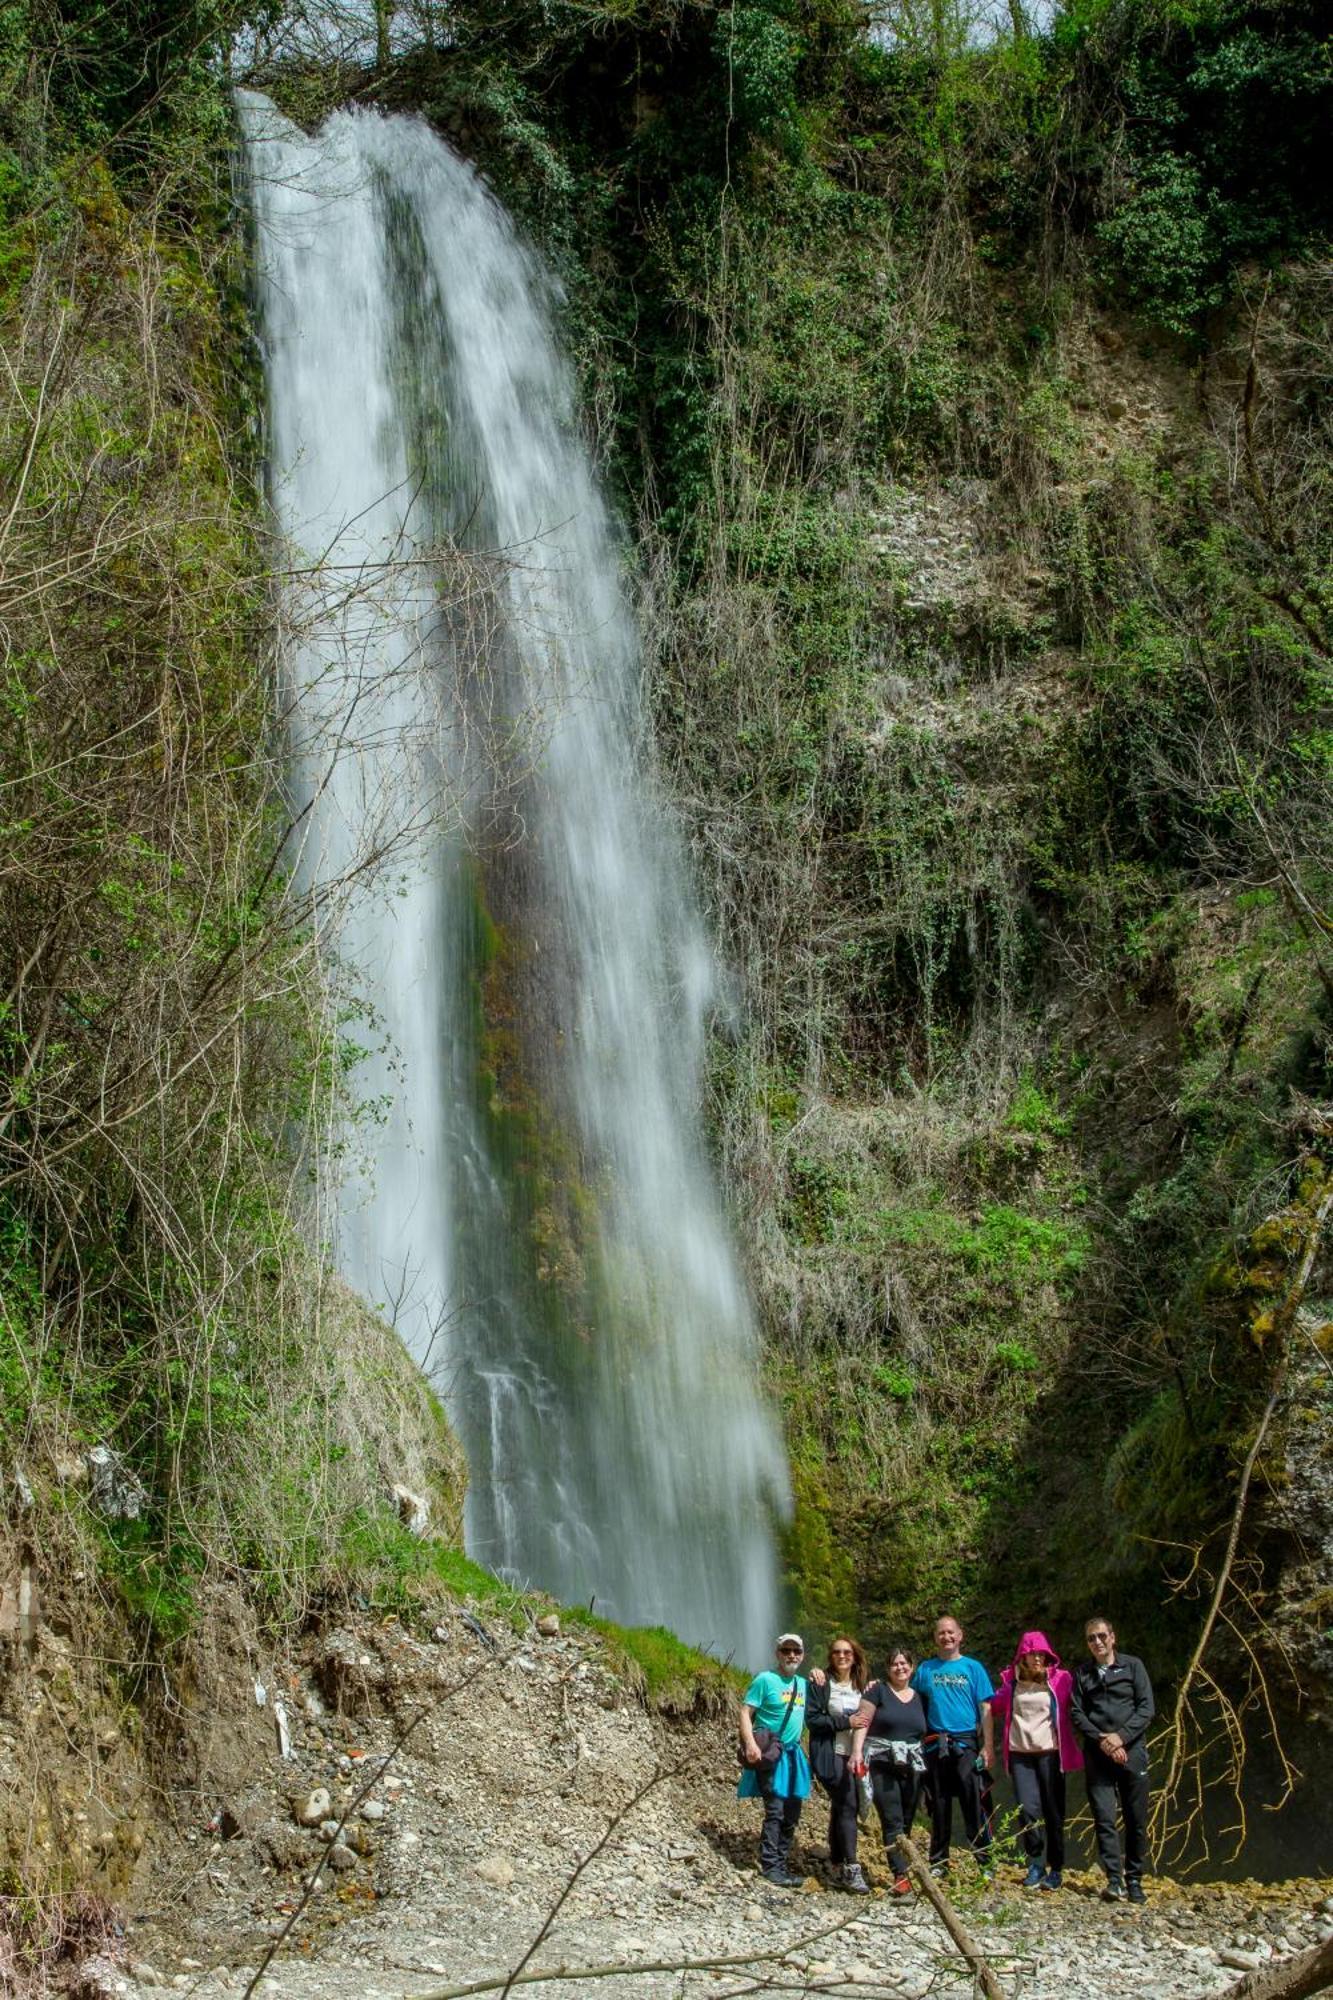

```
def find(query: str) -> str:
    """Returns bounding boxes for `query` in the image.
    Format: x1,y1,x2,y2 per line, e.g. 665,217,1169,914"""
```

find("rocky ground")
40,1605,1333,2000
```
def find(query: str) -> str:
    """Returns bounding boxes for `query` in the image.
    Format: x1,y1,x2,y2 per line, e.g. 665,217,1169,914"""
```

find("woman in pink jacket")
990,1629,1083,1891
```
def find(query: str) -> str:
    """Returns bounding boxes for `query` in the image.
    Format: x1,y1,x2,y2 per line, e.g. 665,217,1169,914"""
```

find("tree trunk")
1219,1935,1333,2000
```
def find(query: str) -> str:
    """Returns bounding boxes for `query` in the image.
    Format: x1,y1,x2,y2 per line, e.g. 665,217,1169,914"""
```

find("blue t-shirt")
911,1655,994,1736
743,1669,807,1742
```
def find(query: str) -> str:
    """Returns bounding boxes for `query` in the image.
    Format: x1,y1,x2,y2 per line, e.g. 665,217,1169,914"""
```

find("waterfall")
239,92,788,1663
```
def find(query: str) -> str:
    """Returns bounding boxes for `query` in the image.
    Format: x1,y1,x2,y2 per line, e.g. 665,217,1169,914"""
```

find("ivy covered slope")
0,0,466,1759
283,0,1333,1699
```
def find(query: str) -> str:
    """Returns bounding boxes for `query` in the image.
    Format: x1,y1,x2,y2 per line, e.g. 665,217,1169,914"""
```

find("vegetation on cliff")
262,0,1333,1767
2,0,1331,1883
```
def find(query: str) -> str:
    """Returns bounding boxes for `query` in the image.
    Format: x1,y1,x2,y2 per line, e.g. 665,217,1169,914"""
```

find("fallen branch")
897,1834,1006,2000
1218,1934,1333,2000
412,1908,879,2000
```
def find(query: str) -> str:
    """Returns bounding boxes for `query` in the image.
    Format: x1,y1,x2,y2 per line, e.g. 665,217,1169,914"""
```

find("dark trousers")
1084,1747,1149,1883
926,1743,991,1865
817,1758,860,1864
870,1761,921,1868
1010,1752,1066,1871
757,1769,803,1875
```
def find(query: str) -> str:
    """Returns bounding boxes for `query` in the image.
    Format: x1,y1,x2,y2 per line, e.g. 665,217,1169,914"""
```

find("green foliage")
561,1607,745,1711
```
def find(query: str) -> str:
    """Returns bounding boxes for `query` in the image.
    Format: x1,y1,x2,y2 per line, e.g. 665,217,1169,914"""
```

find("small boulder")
359,1799,385,1822
391,1484,430,1535
86,1445,147,1522
327,1842,357,1872
294,1788,332,1828
474,1856,515,1888
535,1613,560,1637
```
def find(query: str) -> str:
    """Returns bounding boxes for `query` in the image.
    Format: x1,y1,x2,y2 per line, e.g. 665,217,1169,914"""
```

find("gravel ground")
79,1613,1331,2000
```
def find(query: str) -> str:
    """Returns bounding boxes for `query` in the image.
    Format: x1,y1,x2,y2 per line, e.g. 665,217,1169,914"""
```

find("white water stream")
240,93,787,1662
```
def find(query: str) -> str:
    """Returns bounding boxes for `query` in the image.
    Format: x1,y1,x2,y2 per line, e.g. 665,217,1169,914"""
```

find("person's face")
1086,1621,1115,1663
1019,1649,1051,1681
887,1652,913,1687
934,1619,963,1659
776,1640,804,1677
829,1642,855,1679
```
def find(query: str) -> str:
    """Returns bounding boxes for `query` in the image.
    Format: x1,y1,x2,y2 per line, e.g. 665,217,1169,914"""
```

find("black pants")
870,1760,921,1868
926,1743,991,1866
1010,1752,1066,1871
817,1758,860,1864
1085,1747,1149,1884
757,1769,803,1875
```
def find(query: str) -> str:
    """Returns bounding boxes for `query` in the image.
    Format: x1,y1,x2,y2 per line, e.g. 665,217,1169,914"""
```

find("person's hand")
809,1667,827,1686
849,1757,867,1779
742,1740,762,1765
1112,1745,1128,1766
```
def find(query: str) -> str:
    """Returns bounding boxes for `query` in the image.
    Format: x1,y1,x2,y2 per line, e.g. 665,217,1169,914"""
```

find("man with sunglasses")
738,1632,812,1887
1069,1616,1155,1904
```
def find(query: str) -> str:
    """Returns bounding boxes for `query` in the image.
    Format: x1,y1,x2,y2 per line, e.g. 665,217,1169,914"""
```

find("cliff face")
2,0,1332,1893
334,0,1333,1824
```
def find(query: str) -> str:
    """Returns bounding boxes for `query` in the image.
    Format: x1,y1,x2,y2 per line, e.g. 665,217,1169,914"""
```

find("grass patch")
561,1606,745,1715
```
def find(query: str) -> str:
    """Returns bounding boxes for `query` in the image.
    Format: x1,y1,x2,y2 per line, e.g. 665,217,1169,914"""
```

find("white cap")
775,1632,804,1649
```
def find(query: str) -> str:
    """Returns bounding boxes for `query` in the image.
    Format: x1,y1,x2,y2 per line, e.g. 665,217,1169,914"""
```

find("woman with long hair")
805,1635,870,1892
990,1629,1083,1890
850,1643,928,1896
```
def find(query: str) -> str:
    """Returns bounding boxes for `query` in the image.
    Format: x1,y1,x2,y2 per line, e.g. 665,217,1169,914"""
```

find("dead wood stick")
411,1908,874,2000
898,1834,1006,2000
1218,1934,1333,2000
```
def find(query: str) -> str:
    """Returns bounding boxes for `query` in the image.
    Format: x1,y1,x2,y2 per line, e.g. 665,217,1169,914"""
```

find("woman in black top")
851,1644,928,1895
805,1636,870,1892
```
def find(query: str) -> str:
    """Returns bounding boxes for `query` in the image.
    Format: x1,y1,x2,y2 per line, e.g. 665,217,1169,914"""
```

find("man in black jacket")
1069,1615,1155,1904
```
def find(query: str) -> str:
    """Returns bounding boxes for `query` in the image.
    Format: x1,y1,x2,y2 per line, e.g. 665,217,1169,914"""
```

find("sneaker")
1101,1878,1125,1902
842,1862,871,1894
1039,1870,1062,1891
1126,1881,1147,1905
929,1861,949,1881
1023,1862,1045,1889
762,1868,802,1889
892,1874,913,1896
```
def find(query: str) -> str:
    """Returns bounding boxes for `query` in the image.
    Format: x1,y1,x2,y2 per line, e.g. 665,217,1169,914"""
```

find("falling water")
239,93,788,1662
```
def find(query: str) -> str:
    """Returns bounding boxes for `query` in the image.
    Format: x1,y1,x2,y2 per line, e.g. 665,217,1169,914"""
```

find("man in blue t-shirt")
911,1614,996,1878
738,1632,812,1887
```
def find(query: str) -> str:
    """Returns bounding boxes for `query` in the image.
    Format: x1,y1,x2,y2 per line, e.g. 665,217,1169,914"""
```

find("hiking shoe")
1023,1862,1045,1889
1126,1881,1147,1905
762,1868,802,1889
842,1863,870,1894
1039,1870,1063,1891
1101,1878,1125,1902
892,1874,913,1896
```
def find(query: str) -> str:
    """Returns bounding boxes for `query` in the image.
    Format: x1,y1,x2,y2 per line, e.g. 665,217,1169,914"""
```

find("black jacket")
1070,1653,1155,1774
805,1677,863,1787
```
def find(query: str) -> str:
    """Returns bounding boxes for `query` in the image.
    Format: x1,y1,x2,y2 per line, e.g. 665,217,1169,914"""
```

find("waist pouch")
741,1725,792,1770
925,1732,977,1755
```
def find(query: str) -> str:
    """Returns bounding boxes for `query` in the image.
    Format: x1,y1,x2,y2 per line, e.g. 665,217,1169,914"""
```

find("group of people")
737,1614,1155,1904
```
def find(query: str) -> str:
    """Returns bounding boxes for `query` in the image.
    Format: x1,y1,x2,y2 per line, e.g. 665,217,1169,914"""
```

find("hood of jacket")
1011,1629,1062,1671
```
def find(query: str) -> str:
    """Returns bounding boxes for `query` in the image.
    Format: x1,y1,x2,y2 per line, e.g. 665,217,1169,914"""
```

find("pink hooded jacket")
990,1629,1084,1774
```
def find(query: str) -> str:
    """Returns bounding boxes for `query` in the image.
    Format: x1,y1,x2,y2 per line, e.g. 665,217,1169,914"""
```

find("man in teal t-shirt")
738,1632,812,1887
912,1614,995,1878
